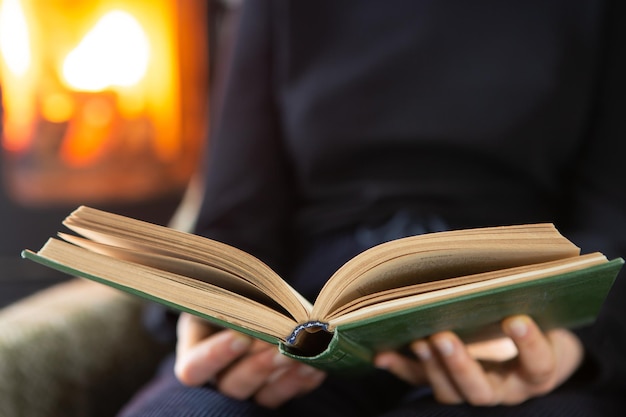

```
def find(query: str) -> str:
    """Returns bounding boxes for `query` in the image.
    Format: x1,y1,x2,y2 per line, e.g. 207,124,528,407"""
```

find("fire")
0,0,34,151
59,10,151,165
0,0,208,206
0,0,31,76
62,11,150,92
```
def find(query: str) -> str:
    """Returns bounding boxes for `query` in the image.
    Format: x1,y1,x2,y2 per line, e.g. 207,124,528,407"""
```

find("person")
118,0,626,416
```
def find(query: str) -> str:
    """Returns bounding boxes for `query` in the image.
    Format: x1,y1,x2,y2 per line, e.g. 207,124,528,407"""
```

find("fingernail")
507,317,528,338
434,337,454,357
230,334,252,353
413,341,432,361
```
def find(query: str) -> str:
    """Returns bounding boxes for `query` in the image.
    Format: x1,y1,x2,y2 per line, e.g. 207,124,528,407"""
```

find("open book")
23,206,623,372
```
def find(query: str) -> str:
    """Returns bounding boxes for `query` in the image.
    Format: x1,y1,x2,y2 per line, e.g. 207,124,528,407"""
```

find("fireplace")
0,0,209,206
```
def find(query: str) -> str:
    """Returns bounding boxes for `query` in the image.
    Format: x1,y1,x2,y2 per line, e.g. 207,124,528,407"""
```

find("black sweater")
193,0,626,403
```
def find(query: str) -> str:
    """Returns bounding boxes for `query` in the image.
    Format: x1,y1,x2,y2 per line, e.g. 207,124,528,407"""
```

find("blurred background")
0,0,237,308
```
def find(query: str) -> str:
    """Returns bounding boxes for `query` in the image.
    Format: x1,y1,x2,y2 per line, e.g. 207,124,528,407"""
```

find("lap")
380,391,625,417
118,353,622,417
117,353,413,417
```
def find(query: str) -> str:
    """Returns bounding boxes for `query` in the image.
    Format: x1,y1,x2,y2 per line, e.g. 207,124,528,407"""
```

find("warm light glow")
61,96,115,167
42,93,75,123
62,10,150,92
0,0,208,206
0,0,31,76
0,0,34,151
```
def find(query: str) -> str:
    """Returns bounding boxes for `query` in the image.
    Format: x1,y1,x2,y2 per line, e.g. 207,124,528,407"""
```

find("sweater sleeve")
193,0,295,276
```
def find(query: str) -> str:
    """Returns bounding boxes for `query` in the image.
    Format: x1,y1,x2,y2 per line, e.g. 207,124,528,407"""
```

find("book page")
59,233,288,314
326,252,608,326
32,238,299,341
326,253,607,323
311,224,580,320
63,206,313,322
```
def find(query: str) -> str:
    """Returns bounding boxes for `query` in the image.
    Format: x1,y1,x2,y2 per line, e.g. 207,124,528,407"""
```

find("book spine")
279,326,374,373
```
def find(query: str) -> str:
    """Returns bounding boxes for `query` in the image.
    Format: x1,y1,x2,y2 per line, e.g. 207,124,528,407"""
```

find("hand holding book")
175,314,327,409
174,312,581,408
374,315,584,405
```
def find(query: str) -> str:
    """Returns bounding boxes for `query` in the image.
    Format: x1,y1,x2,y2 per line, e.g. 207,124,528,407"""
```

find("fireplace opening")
0,0,209,207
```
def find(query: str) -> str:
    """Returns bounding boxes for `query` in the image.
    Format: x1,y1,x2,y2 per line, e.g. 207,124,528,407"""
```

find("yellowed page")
312,224,580,319
63,206,312,322
36,238,298,341
327,252,607,327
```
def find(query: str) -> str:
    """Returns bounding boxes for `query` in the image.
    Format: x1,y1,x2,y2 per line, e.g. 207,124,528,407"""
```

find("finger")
217,345,287,400
429,332,497,406
466,337,518,361
502,316,556,386
411,339,463,404
175,329,253,386
482,336,579,406
176,313,216,354
374,351,426,386
255,363,326,409
545,328,584,387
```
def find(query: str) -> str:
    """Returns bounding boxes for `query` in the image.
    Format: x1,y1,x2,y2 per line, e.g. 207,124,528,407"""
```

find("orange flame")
1,0,193,167
0,0,34,151
62,10,150,92
59,10,151,166
0,0,31,76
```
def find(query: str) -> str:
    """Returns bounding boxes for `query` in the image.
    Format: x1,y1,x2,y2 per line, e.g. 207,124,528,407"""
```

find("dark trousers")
117,354,624,417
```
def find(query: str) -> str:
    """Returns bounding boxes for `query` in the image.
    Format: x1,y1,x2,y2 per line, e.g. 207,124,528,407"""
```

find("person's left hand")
374,315,584,406
174,313,326,409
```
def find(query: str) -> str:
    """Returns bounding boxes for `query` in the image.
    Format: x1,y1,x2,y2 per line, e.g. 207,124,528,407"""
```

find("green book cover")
22,248,623,373
280,259,623,372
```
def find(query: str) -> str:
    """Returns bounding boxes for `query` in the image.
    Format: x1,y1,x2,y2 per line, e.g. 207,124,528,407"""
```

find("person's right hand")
174,313,326,409
374,315,583,406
